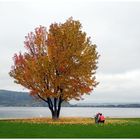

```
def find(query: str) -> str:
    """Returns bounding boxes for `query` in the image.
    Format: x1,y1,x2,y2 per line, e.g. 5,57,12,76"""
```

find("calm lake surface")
0,107,140,119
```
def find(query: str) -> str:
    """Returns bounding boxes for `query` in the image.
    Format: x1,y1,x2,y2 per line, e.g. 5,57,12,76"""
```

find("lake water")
0,107,140,119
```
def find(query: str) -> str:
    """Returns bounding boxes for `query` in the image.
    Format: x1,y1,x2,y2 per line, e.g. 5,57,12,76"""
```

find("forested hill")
0,90,70,107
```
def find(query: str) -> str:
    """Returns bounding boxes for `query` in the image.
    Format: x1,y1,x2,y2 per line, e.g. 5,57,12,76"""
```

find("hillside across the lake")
0,90,70,107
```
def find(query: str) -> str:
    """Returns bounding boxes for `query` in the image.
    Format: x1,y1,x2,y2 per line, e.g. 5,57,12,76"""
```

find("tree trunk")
57,96,62,118
48,97,63,120
37,94,63,120
52,110,59,119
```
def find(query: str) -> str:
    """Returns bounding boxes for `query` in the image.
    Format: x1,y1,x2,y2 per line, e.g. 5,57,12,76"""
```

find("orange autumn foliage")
9,17,99,118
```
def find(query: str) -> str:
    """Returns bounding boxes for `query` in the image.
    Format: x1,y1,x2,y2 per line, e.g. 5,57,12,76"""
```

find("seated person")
98,113,105,123
95,112,100,123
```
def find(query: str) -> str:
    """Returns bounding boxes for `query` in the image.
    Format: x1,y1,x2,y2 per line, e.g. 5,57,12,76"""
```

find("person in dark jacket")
95,112,100,123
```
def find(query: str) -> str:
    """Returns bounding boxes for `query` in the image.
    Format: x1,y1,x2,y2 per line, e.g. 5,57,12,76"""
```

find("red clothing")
99,115,105,121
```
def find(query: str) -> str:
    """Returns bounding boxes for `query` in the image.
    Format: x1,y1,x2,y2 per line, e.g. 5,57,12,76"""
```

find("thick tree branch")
37,94,48,103
47,97,54,110
37,94,53,112
54,97,57,111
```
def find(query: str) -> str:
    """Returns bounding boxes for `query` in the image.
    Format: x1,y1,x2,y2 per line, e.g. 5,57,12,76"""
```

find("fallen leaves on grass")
107,119,129,124
9,117,94,124
6,117,132,125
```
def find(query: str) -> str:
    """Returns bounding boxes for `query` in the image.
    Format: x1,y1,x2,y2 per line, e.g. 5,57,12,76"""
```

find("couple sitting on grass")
95,113,105,124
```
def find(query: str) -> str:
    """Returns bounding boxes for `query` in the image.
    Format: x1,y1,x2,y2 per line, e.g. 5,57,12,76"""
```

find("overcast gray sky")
0,0,140,103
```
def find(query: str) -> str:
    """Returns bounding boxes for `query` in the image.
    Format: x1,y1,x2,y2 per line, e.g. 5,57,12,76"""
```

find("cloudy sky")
0,0,140,103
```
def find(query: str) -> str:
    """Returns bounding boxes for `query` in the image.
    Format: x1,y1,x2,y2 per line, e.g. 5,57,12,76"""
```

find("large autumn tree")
9,18,99,119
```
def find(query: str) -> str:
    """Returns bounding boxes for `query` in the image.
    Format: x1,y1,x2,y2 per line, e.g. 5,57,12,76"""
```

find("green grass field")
0,118,140,138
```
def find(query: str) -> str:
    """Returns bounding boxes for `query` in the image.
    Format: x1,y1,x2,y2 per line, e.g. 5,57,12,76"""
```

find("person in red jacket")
98,113,105,123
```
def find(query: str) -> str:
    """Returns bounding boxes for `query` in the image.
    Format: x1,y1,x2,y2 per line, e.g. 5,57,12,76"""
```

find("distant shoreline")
0,106,140,108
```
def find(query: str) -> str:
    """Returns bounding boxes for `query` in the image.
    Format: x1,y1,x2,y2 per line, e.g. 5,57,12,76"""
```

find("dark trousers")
98,120,105,123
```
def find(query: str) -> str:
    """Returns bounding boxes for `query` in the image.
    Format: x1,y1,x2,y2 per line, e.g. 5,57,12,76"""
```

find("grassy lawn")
0,118,140,138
